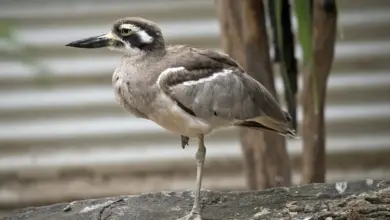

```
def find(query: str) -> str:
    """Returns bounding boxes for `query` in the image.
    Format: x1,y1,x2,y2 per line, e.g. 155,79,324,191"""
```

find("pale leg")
178,135,206,220
192,134,206,215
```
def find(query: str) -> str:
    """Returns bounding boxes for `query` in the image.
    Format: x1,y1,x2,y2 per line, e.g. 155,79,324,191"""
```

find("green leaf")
0,20,51,86
294,1,312,66
294,0,318,114
0,20,15,39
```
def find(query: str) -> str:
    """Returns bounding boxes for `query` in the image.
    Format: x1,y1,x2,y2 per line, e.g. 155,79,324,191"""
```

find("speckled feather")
66,17,296,220
108,18,295,137
113,44,294,137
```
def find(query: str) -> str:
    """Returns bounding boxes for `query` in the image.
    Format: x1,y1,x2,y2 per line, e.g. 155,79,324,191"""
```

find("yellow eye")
121,28,132,36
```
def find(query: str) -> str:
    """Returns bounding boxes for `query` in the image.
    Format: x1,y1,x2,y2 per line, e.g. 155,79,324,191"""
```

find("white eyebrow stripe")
119,23,140,31
119,23,153,43
137,30,153,43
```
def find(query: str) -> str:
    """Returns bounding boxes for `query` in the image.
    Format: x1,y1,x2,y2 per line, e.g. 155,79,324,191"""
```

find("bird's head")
66,17,165,56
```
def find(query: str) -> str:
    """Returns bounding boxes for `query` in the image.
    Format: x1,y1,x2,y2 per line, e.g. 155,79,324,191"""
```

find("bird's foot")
177,211,202,220
181,135,190,149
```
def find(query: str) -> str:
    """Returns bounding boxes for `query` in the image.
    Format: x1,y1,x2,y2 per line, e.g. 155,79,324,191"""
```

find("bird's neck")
123,47,166,61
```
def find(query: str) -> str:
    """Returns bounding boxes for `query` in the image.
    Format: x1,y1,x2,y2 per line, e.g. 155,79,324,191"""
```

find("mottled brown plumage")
158,46,294,133
66,17,295,220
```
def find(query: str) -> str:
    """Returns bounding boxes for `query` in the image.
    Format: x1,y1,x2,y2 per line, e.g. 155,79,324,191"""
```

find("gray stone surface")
2,180,390,220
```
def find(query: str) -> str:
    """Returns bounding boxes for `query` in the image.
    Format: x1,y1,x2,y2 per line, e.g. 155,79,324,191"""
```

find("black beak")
65,33,111,49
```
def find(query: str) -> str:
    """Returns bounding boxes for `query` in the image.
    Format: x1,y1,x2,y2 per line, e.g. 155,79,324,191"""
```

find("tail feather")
235,118,298,139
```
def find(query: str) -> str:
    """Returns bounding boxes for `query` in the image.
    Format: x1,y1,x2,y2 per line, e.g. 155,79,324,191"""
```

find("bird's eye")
120,28,132,36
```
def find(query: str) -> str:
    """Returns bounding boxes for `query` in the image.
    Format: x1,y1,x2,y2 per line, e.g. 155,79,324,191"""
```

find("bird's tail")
234,116,298,139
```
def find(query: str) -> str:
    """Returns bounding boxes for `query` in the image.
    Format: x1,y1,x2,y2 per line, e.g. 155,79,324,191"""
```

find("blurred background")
0,0,389,214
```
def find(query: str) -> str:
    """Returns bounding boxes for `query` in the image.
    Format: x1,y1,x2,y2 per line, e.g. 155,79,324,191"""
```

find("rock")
2,180,390,220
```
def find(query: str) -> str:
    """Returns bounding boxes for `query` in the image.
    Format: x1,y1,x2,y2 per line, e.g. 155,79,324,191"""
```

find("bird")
66,17,296,220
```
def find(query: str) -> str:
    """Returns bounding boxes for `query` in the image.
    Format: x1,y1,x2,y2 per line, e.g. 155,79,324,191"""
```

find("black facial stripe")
127,21,157,38
123,33,153,51
113,21,159,40
111,18,164,50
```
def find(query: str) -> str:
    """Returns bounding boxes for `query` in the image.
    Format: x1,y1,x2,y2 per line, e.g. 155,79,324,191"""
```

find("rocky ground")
2,179,389,220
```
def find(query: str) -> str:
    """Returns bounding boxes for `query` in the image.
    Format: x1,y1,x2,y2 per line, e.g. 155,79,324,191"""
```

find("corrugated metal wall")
0,0,389,209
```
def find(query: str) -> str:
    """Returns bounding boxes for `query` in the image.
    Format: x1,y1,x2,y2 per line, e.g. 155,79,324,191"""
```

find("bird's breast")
112,71,156,117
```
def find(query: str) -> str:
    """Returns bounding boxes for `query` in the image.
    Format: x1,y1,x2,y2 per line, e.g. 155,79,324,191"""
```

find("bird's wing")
158,47,293,135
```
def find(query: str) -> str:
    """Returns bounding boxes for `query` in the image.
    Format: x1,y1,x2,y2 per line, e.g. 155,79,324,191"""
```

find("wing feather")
157,47,295,136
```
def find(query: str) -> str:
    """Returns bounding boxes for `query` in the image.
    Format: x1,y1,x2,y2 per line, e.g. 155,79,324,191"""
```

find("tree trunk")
216,0,257,190
216,0,291,190
302,0,338,183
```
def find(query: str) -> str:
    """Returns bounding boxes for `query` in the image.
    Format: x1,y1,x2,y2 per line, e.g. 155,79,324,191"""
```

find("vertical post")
216,0,258,190
302,0,337,183
216,0,291,189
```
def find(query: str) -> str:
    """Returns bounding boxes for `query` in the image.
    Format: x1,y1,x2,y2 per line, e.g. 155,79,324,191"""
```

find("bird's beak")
65,32,119,49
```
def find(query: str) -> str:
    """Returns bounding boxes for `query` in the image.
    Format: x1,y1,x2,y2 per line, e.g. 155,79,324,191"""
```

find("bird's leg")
178,135,206,220
192,134,206,215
